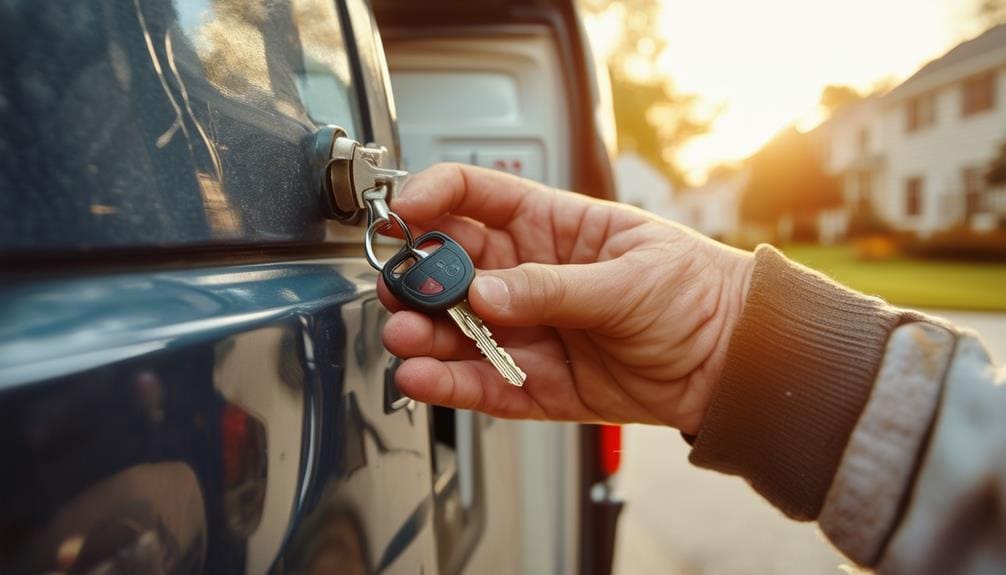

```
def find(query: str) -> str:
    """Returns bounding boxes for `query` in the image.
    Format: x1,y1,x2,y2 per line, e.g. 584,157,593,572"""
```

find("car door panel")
0,0,440,573
0,259,439,574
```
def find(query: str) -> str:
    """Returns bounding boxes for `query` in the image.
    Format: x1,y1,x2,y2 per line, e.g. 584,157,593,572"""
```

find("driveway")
613,310,1006,575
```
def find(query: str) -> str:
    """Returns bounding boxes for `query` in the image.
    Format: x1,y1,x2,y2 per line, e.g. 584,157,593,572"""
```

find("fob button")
433,254,462,277
430,254,464,288
417,276,445,295
403,269,430,291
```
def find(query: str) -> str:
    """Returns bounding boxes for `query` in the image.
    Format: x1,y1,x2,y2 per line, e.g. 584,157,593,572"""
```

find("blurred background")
578,0,1006,572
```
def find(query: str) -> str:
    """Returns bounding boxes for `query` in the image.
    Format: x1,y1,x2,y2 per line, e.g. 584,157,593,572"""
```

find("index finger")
391,163,545,228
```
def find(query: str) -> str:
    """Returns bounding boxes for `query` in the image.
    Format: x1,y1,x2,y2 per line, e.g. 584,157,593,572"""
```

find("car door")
0,1,437,573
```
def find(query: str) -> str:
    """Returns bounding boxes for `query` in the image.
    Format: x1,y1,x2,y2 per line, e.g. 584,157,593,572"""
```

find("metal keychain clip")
312,125,418,270
315,125,406,223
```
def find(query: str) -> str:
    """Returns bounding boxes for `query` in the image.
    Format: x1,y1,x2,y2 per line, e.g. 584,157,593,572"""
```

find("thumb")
468,261,628,328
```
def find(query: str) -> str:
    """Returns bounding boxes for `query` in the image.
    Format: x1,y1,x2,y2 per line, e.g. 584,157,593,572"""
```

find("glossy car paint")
0,0,440,573
0,260,438,573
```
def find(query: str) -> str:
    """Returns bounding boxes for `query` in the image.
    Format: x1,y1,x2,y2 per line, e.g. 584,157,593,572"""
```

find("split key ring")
365,211,426,271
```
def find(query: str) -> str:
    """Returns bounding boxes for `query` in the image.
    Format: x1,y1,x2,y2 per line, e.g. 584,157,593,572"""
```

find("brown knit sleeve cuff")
689,245,904,520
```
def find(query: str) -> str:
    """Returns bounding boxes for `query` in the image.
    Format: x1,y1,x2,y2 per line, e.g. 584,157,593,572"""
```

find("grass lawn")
780,244,1006,312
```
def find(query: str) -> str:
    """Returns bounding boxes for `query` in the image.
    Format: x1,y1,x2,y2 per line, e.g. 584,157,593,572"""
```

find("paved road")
612,310,1006,575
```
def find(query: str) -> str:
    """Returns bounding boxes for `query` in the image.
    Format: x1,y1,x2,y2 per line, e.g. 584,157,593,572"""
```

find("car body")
0,1,619,573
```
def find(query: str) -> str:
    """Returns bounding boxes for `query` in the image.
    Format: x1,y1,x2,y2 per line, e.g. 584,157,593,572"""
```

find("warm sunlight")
586,0,986,184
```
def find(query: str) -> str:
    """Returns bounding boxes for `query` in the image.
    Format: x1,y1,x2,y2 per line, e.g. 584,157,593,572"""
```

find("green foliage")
895,228,1006,261
740,127,842,224
581,0,712,187
846,203,892,238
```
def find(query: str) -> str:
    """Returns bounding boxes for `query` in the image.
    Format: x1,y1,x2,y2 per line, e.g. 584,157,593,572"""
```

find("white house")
821,96,886,216
614,152,680,220
824,24,1006,234
882,24,1006,233
675,168,747,241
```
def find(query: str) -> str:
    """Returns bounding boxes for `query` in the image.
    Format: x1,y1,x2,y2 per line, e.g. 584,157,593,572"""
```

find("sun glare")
586,0,984,185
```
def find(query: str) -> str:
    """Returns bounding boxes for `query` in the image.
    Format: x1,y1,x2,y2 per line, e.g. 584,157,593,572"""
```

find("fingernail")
395,179,421,203
473,275,509,310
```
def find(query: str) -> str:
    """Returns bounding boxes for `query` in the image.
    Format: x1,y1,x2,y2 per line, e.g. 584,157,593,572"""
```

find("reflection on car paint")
282,294,437,573
15,462,207,575
0,260,438,573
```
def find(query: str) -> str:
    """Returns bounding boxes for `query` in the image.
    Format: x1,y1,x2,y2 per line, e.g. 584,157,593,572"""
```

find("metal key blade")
447,301,527,387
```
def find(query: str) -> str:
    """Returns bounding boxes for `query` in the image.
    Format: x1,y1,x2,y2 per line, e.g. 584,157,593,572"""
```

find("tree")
819,84,864,115
978,0,1006,29
739,126,842,225
581,0,712,187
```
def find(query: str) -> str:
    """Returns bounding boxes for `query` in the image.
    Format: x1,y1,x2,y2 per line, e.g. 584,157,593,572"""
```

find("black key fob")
382,231,475,314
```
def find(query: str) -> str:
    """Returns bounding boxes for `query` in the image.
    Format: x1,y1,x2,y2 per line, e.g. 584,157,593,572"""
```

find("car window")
1,0,365,253
176,0,361,130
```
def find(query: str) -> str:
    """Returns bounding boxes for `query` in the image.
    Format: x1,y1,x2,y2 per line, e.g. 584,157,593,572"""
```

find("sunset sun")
585,0,984,184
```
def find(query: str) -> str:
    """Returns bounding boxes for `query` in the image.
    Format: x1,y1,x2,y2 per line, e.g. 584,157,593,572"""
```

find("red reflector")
418,276,444,294
221,404,249,486
599,424,622,477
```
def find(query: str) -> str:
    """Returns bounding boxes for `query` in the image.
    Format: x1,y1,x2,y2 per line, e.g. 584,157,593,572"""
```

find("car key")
383,231,527,387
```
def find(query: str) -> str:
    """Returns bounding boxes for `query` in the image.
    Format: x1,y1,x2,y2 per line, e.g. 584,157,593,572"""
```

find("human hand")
379,163,753,434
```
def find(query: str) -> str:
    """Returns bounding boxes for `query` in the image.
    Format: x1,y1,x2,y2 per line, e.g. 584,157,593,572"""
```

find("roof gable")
888,24,1006,100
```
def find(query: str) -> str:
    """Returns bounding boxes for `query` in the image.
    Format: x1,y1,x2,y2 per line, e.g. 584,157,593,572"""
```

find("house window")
906,94,936,133
857,127,870,154
689,206,703,229
962,71,996,117
962,167,985,215
905,177,923,217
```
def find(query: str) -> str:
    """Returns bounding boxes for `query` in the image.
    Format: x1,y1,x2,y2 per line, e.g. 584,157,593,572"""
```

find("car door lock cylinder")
313,125,407,227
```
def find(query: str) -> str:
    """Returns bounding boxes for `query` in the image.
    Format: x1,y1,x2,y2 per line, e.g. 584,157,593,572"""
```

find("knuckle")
442,161,466,181
512,265,545,316
537,265,567,321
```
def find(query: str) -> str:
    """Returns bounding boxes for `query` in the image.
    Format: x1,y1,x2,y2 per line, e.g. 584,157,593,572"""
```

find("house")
824,24,1006,235
675,168,747,242
882,24,1006,233
614,152,680,221
820,96,886,220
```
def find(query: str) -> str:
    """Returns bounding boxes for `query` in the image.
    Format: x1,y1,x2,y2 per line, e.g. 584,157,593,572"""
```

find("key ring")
365,211,421,270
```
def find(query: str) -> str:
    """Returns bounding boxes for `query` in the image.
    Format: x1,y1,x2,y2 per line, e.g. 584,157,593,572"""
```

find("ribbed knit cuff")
689,245,905,520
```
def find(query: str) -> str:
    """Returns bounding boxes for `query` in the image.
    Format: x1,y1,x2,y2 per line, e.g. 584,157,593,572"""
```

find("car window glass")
1,0,366,251
175,0,360,130
291,0,359,127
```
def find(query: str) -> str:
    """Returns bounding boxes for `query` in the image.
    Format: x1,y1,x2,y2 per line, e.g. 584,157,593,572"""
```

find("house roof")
888,24,1006,101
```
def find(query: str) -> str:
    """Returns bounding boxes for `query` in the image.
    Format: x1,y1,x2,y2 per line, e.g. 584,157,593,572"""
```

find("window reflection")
292,0,360,126
183,0,274,99
174,0,360,130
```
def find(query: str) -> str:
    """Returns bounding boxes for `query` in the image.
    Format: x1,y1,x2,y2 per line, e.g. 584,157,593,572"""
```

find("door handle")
383,356,414,413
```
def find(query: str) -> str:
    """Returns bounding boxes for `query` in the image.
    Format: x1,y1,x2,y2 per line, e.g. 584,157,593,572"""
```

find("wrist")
678,246,755,435
689,245,905,520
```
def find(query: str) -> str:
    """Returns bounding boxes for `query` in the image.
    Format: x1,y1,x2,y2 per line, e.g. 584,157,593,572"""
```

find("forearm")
689,245,1005,572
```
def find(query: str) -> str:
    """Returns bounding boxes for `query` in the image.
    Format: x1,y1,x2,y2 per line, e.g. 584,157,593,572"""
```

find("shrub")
847,203,891,238
894,228,1006,261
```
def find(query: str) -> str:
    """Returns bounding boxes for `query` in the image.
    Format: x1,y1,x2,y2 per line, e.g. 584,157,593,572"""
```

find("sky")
585,0,988,185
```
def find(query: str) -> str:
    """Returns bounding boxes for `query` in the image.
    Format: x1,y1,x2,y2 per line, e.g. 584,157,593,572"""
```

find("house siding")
824,99,887,217
881,65,1006,233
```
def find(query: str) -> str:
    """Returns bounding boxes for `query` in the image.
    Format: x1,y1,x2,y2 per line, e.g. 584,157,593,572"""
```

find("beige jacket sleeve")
689,245,1006,574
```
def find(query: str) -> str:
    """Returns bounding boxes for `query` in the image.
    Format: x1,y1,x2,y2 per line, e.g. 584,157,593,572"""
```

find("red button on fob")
383,231,476,314
418,276,444,294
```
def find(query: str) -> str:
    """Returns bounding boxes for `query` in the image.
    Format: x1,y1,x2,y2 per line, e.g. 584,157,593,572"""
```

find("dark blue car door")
0,1,437,573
